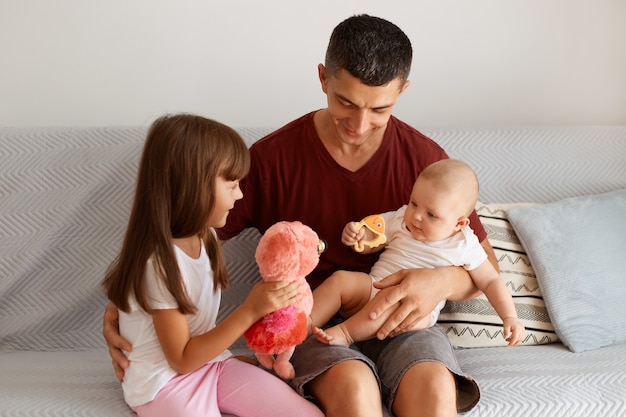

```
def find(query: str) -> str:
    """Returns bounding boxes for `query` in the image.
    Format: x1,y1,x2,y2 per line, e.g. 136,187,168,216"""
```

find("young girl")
102,114,323,417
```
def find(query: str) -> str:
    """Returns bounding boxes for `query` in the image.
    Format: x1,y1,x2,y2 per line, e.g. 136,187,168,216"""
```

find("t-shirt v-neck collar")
310,114,392,176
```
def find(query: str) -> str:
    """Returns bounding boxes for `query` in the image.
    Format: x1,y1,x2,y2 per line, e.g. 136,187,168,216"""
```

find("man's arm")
369,238,498,338
103,302,131,382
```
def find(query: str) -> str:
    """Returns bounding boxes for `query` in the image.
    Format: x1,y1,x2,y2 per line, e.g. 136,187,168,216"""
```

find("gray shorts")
290,323,480,413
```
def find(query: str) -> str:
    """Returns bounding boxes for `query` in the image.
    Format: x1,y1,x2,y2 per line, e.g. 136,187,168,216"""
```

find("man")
104,14,496,416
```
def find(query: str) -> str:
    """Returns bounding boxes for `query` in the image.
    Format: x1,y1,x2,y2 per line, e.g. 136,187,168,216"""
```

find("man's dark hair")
325,14,412,87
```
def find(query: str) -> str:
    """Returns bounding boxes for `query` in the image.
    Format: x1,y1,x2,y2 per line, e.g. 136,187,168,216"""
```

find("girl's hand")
244,280,301,319
153,280,301,375
341,222,365,246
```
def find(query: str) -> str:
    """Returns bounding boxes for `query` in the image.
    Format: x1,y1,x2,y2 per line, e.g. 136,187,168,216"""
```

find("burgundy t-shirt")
218,112,486,289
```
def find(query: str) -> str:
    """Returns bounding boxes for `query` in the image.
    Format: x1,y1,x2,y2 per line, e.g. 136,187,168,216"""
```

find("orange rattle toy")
353,214,387,252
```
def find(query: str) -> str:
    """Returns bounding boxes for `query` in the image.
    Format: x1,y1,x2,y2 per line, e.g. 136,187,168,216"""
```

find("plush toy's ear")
293,224,322,276
255,222,300,281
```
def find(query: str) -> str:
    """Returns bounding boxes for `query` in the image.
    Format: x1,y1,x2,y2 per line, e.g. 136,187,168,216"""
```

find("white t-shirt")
369,206,488,323
119,243,232,407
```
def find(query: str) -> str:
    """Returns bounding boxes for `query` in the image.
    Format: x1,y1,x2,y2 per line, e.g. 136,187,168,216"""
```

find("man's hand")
103,302,131,382
369,266,478,339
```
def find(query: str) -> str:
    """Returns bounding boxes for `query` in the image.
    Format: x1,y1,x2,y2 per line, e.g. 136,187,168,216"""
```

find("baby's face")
403,177,466,242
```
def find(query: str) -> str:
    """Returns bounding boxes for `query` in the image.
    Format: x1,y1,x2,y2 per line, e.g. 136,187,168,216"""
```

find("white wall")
1,0,625,128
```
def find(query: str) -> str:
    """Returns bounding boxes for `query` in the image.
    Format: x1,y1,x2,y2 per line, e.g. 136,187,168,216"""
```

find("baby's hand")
341,222,365,246
503,317,525,347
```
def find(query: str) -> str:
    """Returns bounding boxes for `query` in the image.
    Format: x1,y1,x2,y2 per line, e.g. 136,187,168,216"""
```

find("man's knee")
393,361,457,417
307,360,382,414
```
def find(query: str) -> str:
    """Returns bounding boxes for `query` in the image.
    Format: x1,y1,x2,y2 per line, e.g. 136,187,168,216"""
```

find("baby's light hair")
418,159,480,217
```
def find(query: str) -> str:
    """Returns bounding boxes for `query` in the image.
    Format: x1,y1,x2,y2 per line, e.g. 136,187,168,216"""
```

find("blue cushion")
507,190,626,353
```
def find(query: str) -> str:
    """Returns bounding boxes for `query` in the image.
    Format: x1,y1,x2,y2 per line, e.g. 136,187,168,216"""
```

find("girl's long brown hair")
103,114,250,314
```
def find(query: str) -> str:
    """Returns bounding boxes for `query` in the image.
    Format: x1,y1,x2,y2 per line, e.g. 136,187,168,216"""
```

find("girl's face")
207,176,243,228
403,176,468,242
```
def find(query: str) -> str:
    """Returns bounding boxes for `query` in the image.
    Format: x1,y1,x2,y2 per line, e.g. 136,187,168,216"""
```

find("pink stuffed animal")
243,221,323,379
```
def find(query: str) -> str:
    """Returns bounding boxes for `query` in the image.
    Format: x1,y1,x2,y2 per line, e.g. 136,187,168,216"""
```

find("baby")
310,159,525,347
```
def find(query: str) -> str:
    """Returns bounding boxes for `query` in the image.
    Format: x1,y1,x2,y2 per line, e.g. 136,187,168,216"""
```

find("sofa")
1,125,625,417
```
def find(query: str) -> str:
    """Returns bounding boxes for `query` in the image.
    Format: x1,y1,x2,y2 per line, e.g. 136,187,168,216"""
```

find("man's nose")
351,110,370,135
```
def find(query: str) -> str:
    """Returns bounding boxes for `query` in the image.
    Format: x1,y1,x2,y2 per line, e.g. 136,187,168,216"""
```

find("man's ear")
318,64,328,94
399,79,410,95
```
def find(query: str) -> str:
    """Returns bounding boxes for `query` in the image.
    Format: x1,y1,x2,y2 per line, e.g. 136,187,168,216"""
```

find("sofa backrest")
421,126,626,204
1,126,624,351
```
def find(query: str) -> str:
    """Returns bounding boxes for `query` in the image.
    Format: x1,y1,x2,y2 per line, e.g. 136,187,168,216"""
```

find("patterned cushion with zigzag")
438,202,560,348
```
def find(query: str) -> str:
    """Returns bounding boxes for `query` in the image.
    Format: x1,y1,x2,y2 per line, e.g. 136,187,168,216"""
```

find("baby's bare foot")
312,327,333,344
313,326,351,347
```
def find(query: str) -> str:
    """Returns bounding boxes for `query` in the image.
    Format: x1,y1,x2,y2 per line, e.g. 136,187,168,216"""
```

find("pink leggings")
132,357,323,417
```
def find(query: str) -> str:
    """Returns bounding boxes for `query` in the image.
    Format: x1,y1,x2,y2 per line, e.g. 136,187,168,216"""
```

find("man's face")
319,65,409,146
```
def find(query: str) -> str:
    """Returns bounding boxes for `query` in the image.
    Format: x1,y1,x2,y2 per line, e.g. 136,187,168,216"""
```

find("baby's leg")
314,287,434,347
309,270,372,330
